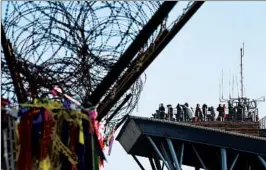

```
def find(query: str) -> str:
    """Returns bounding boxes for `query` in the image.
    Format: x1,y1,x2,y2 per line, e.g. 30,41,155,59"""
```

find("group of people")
151,103,227,122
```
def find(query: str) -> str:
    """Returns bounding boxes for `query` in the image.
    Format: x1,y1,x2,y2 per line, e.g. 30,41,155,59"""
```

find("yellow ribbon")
39,156,51,170
17,99,93,167
78,119,84,144
21,99,62,113
15,122,20,161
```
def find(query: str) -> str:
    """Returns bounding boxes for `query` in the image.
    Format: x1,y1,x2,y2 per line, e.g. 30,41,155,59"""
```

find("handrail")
153,107,259,122
259,116,266,129
160,107,255,115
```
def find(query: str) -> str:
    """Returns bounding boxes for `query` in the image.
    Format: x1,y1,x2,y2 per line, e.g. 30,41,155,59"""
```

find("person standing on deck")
184,103,193,121
159,103,165,119
228,101,234,120
167,104,174,121
195,104,203,121
183,103,189,121
176,104,182,121
217,104,225,121
152,110,159,119
202,104,208,121
223,104,227,120
206,106,213,121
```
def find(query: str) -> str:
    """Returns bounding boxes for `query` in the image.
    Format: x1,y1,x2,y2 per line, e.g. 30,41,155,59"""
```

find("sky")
104,2,266,170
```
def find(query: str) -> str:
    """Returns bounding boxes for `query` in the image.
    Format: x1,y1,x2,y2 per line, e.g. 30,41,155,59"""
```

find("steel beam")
221,148,227,170
105,94,132,123
179,143,184,166
229,153,239,170
86,1,178,107
96,29,169,120
114,114,129,131
162,163,165,170
160,142,175,170
154,155,162,170
132,155,145,170
1,25,27,103
96,1,205,121
192,145,208,170
257,155,266,169
149,157,157,170
166,139,181,170
147,136,171,170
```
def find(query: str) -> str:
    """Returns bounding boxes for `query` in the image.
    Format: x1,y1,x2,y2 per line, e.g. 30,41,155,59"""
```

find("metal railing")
152,107,259,122
260,116,266,129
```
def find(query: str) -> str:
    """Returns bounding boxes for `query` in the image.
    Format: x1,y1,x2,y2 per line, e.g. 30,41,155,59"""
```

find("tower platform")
188,121,260,136
117,116,266,170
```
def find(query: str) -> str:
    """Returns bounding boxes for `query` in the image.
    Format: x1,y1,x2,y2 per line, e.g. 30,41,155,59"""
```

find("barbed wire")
1,1,164,127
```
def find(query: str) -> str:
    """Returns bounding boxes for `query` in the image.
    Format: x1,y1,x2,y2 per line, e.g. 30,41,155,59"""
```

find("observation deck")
117,116,266,170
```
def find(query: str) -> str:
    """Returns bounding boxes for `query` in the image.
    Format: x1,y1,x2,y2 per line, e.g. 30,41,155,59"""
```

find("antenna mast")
222,69,224,99
240,42,244,98
232,74,234,98
220,42,264,121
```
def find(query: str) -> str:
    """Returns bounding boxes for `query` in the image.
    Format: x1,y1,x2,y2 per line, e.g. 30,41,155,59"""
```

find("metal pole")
154,155,162,170
179,143,184,166
132,155,145,170
240,44,244,99
257,156,266,169
166,139,181,170
229,154,239,170
192,145,208,170
161,142,176,170
149,157,157,170
147,136,171,170
221,148,227,170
